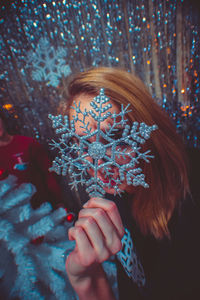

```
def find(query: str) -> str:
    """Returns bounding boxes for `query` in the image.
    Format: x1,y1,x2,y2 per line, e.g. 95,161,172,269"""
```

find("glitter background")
0,0,199,149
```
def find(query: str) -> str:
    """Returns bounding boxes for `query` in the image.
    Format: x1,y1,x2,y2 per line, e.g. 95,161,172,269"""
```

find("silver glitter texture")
49,89,157,197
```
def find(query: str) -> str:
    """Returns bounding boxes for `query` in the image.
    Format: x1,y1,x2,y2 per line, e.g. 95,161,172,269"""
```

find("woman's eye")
112,129,124,140
68,137,78,145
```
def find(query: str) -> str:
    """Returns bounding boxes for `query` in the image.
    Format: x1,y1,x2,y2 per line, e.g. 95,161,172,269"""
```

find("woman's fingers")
67,197,124,278
78,208,122,254
83,197,124,238
68,226,97,267
74,217,111,262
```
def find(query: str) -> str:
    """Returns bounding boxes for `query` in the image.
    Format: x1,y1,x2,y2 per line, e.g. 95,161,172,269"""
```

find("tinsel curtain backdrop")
0,0,199,146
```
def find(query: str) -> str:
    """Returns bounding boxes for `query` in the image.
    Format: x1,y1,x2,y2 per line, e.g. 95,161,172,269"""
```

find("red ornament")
30,235,45,245
66,213,75,222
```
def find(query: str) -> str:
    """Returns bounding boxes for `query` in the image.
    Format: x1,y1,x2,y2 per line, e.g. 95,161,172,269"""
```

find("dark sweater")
111,147,200,300
115,195,200,300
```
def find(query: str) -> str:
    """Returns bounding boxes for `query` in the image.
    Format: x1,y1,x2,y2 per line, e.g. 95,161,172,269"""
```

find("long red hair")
64,67,190,239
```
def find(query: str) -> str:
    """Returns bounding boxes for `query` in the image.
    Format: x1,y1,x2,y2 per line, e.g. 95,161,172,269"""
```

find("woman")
65,67,200,299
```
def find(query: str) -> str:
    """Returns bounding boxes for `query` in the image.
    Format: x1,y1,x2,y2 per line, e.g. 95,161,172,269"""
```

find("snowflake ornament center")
49,88,158,197
88,142,106,159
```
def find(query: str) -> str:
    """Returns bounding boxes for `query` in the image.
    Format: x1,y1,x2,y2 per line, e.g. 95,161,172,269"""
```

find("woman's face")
69,94,135,195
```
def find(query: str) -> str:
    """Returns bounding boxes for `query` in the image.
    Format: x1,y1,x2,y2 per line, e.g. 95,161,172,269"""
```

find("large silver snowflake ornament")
49,89,158,197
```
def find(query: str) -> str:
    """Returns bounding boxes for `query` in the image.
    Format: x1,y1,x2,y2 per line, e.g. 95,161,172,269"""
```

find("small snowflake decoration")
49,89,158,197
26,37,71,87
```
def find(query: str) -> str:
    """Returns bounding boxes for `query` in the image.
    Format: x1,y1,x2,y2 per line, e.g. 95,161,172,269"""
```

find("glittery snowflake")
26,38,71,87
49,89,158,197
0,175,76,299
0,175,118,299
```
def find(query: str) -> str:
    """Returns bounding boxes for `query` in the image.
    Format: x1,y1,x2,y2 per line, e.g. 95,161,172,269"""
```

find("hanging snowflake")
26,37,71,87
49,89,158,197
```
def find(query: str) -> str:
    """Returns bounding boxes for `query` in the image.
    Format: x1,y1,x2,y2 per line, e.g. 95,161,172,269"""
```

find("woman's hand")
65,197,124,299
